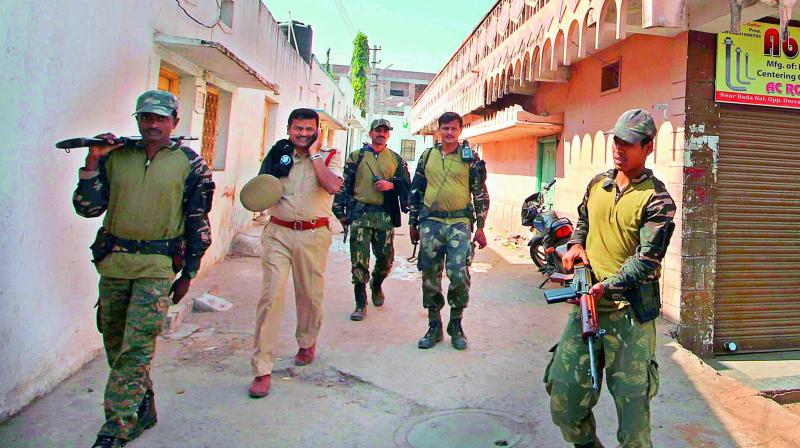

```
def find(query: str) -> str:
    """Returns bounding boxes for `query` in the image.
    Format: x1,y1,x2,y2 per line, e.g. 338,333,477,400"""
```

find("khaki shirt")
422,147,471,225
269,148,343,221
353,148,399,205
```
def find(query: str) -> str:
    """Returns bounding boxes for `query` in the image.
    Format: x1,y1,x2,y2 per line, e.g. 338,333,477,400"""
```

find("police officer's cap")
240,175,282,212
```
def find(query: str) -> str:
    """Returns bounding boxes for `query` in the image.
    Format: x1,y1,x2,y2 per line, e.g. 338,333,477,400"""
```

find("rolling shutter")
714,103,800,353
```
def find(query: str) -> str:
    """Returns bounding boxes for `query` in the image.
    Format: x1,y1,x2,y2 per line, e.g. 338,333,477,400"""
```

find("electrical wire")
333,0,353,31
173,0,232,35
175,0,217,28
331,0,357,34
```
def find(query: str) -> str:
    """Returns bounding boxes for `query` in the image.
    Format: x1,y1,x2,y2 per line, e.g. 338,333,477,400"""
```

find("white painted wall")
0,0,354,420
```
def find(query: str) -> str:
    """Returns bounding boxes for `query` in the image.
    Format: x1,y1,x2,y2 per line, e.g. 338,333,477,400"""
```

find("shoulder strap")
419,147,435,174
350,147,368,173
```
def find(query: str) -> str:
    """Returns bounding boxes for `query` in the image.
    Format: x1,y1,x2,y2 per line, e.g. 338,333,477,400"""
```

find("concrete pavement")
1,225,798,447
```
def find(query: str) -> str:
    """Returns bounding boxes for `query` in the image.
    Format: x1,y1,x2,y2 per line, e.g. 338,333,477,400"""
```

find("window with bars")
201,86,220,165
201,85,233,170
389,81,409,98
400,139,416,161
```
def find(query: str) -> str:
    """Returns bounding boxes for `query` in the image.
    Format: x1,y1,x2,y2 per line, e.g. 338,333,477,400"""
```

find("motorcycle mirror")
544,179,556,190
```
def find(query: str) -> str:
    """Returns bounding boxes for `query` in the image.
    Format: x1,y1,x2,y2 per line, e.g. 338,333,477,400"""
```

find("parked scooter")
520,179,574,286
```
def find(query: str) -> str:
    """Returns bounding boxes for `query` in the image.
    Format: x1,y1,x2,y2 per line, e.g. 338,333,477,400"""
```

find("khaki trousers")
251,221,333,376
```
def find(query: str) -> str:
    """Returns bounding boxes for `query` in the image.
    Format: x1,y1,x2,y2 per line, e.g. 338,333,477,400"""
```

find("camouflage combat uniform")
408,144,489,322
545,167,675,448
332,145,410,300
74,138,214,441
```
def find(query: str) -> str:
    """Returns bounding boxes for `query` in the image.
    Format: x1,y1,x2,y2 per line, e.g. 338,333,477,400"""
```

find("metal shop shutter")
715,103,800,353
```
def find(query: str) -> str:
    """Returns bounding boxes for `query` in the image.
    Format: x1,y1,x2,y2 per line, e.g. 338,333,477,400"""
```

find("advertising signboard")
716,22,800,109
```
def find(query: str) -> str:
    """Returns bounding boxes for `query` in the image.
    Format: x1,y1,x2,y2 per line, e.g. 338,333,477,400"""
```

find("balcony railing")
411,0,753,135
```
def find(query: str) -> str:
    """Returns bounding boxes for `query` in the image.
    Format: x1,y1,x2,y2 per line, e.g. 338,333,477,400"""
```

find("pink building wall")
481,33,688,321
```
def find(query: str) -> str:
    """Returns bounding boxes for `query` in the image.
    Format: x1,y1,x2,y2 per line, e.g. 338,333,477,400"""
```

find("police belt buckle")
293,220,303,231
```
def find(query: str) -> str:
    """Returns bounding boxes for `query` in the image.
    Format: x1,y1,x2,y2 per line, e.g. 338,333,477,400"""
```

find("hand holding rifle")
543,264,605,391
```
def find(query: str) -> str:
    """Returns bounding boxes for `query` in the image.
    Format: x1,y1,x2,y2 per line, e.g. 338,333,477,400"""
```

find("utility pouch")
625,280,662,323
90,227,114,264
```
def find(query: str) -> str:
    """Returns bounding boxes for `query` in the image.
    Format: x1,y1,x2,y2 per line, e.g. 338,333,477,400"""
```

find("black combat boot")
370,276,386,307
127,389,157,442
91,435,126,447
350,284,367,321
418,320,443,349
447,318,468,350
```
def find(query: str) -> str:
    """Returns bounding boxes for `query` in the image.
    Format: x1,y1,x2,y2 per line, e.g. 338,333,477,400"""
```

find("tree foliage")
350,32,369,113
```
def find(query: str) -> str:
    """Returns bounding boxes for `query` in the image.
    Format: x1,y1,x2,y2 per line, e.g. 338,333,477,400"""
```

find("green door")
536,137,557,209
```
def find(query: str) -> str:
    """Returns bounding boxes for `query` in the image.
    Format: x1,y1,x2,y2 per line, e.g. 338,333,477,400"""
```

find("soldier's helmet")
240,175,283,212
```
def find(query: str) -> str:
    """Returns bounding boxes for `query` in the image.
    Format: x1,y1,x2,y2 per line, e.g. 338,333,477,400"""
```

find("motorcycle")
520,179,574,286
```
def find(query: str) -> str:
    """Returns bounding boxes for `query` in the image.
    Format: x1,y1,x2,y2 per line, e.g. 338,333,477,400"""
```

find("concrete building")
410,0,800,357
0,0,358,420
332,64,435,164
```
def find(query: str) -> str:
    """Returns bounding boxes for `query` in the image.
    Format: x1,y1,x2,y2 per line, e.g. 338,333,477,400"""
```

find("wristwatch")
310,153,324,161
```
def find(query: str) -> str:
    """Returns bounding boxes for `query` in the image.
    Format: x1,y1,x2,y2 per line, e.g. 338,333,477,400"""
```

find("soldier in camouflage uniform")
333,119,411,321
73,90,214,448
545,109,676,448
408,112,490,351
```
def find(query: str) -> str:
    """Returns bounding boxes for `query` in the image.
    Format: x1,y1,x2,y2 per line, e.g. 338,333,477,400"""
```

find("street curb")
668,342,800,447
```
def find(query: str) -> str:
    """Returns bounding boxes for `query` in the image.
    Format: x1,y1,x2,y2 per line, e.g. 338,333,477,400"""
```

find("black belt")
422,207,472,220
108,232,183,256
91,227,184,266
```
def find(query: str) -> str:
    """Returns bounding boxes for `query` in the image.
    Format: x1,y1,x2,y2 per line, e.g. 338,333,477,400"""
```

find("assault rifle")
55,136,198,153
543,264,605,391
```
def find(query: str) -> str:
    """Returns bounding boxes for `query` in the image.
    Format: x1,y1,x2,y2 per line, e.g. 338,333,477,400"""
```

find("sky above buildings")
262,0,494,75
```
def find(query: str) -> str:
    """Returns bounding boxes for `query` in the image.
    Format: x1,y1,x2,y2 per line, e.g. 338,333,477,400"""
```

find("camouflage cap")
369,118,393,131
609,109,656,144
240,174,282,212
134,90,179,117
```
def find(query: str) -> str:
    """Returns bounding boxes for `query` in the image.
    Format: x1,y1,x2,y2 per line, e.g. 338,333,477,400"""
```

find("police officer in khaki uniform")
248,108,343,398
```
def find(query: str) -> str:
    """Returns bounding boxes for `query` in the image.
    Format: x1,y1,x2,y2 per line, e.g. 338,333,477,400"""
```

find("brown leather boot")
248,374,271,398
294,344,316,366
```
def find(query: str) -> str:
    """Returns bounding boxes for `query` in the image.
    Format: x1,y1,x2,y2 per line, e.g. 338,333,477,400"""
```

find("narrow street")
2,224,798,448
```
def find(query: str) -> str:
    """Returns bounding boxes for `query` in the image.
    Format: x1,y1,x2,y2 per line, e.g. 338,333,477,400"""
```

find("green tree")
350,32,369,114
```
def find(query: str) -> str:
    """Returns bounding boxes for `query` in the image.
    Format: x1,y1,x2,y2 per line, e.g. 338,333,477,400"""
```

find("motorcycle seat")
548,217,571,232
